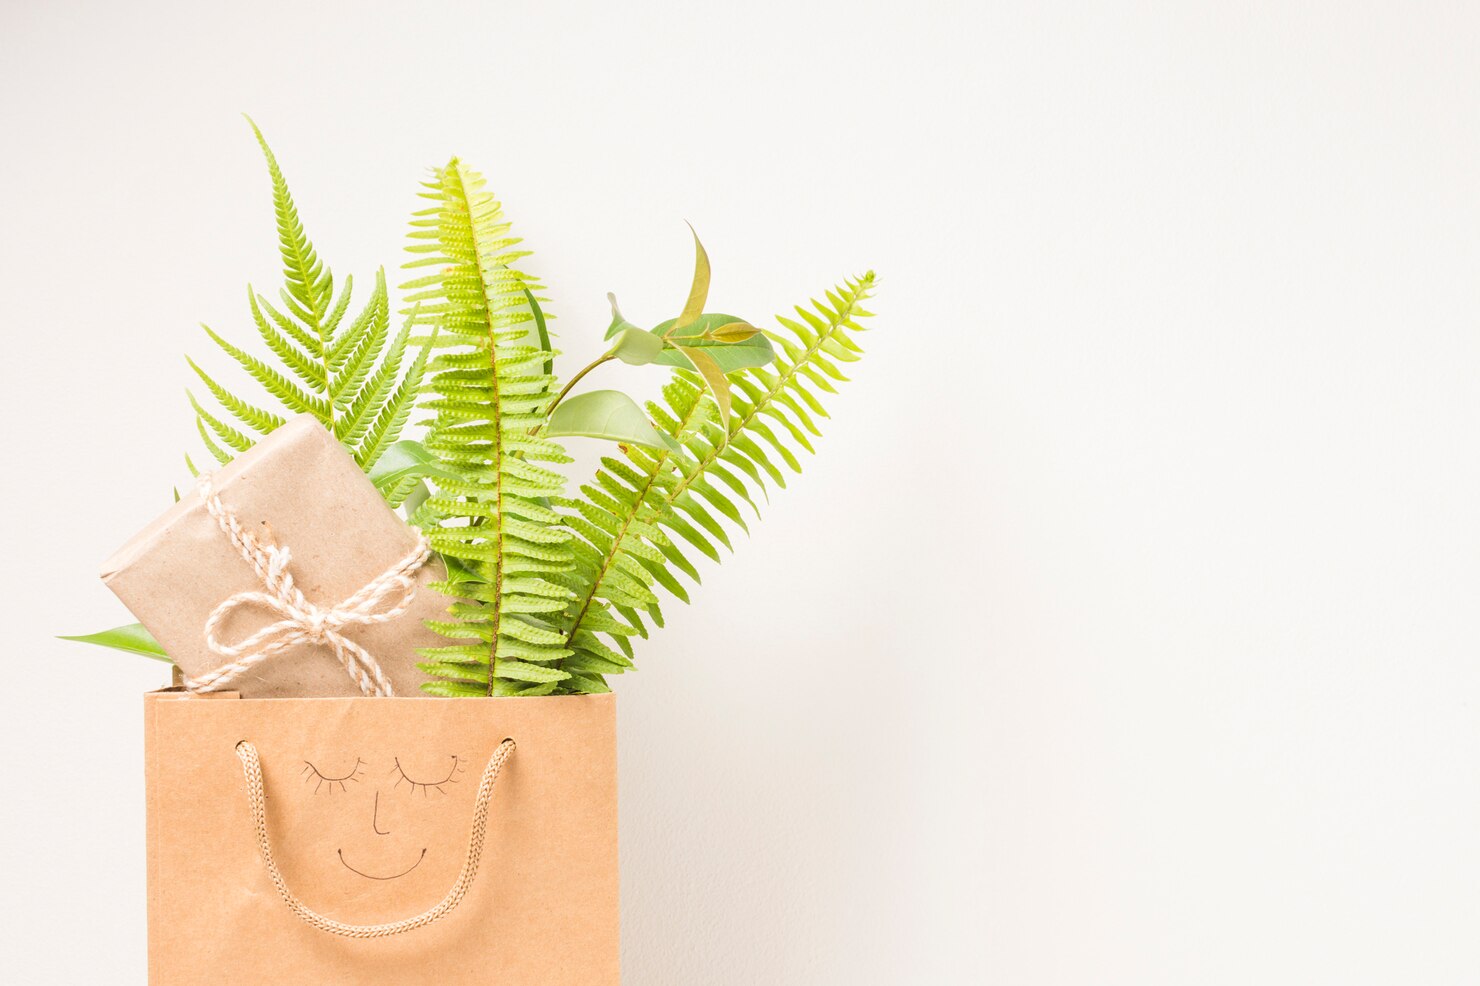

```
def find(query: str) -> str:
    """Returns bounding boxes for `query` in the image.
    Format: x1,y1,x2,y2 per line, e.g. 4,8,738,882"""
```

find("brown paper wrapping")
102,415,453,698
145,691,621,984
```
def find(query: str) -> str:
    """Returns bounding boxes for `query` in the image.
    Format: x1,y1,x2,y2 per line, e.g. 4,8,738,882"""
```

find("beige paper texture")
102,415,453,698
144,691,620,985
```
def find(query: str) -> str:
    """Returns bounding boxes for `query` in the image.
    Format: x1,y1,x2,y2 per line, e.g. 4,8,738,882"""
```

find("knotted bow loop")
183,473,432,698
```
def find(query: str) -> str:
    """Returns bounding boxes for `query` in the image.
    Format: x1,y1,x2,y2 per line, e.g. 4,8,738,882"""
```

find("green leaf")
525,287,553,377
59,624,171,663
601,291,662,368
367,439,463,497
603,292,641,341
545,390,673,450
653,311,751,341
552,272,877,693
497,660,572,684
403,156,571,698
440,555,483,587
247,115,332,327
421,679,487,697
649,314,777,371
401,479,433,519
184,125,427,473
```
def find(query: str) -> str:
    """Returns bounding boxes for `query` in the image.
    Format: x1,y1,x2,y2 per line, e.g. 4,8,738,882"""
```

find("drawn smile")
337,848,427,881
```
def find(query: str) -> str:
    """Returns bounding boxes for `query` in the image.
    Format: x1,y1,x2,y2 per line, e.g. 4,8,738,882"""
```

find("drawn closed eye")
391,755,466,796
302,758,365,794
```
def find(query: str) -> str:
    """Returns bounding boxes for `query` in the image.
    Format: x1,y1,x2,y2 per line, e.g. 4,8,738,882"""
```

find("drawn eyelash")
391,756,466,796
302,758,365,794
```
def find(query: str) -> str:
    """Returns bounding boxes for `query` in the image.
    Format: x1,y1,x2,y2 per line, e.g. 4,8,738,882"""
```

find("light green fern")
186,119,428,482
549,273,877,692
401,159,579,697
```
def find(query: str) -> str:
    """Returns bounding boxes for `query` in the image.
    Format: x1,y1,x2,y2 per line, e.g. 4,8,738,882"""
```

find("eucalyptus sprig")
549,226,770,437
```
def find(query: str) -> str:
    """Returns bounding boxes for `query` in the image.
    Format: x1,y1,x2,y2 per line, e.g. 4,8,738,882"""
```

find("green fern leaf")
333,272,392,413
185,124,429,475
188,391,255,454
356,328,432,468
248,291,326,389
340,311,410,450
185,357,284,435
404,158,573,697
195,414,232,465
553,273,877,691
247,116,332,329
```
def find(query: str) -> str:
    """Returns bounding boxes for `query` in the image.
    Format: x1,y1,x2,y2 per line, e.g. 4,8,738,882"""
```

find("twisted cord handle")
235,738,516,938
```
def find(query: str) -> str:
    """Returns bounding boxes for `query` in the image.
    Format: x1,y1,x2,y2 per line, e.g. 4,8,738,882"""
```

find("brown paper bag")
145,691,620,984
103,415,452,698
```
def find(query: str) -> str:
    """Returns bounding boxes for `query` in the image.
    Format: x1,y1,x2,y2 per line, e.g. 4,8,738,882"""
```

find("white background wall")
4,1,1480,982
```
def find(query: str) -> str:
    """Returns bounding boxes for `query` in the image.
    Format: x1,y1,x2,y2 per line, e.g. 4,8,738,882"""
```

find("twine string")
183,473,431,697
235,738,516,938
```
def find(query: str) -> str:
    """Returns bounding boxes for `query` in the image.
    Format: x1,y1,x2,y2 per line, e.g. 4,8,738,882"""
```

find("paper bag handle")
234,737,516,938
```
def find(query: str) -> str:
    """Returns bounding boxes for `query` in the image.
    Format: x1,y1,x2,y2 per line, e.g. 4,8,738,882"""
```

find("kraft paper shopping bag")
144,691,619,984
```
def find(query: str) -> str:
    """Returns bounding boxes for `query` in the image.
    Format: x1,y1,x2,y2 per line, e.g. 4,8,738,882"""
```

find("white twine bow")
182,473,432,697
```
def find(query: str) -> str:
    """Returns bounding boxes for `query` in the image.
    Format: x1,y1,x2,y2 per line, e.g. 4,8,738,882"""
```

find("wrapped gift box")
102,415,454,698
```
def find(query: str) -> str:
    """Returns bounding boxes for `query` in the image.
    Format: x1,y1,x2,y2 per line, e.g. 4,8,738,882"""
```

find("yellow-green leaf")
674,224,710,330
709,319,762,343
675,345,731,435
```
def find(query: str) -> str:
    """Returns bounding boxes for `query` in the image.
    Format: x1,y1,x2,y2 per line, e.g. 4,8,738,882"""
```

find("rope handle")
235,737,516,938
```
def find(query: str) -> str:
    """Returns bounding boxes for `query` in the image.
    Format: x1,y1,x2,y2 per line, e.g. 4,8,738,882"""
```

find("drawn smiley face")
299,753,469,882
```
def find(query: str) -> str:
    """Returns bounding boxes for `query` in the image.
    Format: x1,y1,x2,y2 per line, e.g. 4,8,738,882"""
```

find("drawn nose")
371,790,390,836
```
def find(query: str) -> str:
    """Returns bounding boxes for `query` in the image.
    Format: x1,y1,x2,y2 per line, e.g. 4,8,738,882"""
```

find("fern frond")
332,274,393,415
340,305,408,450
553,273,877,691
248,291,326,389
187,391,254,453
404,158,573,697
195,413,232,465
247,116,333,330
200,324,325,417
356,324,432,468
185,357,284,435
185,124,429,474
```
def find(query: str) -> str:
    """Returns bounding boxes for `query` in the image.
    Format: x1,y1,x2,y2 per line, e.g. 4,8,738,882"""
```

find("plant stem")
547,353,616,413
